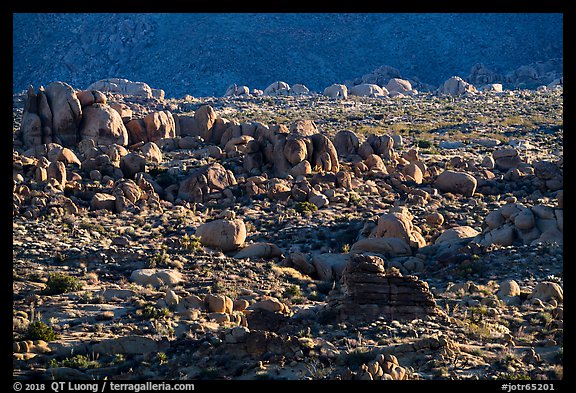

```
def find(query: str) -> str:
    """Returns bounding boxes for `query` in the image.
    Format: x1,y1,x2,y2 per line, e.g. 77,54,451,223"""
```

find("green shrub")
283,285,302,299
24,321,58,341
138,304,170,320
42,273,83,295
62,355,90,369
295,201,318,216
417,139,433,149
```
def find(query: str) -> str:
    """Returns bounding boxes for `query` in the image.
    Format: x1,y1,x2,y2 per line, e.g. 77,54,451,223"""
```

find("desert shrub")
24,321,58,341
42,273,83,295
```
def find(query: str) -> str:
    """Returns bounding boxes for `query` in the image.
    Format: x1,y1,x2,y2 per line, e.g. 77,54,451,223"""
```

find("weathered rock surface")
328,254,442,321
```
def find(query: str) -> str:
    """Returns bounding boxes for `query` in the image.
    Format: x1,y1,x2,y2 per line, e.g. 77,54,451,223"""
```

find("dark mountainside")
13,13,562,98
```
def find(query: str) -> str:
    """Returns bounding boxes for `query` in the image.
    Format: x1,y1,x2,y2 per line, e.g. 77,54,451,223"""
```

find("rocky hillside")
13,13,563,97
13,79,563,380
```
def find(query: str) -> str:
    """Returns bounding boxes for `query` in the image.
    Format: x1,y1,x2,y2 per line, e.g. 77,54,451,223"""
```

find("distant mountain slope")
12,13,563,97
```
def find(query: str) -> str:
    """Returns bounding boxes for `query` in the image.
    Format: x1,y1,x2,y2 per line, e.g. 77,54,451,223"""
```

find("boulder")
289,119,318,136
481,83,503,93
349,84,388,97
224,84,250,97
530,282,563,303
514,209,536,230
497,280,521,299
402,163,423,184
176,115,201,138
371,208,426,248
290,84,310,95
37,88,53,144
493,148,521,171
290,160,312,177
267,178,292,201
366,134,395,160
47,161,66,187
194,105,217,142
324,84,348,99
310,134,339,173
435,170,477,197
109,102,133,123
435,226,480,244
76,89,106,107
249,297,289,313
120,153,146,179
79,103,128,146
126,119,148,145
438,76,478,96
329,254,441,321
205,294,233,314
87,78,153,99
90,193,116,211
283,137,308,166
130,268,183,288
234,243,283,259
92,336,160,355
139,142,163,164
177,163,237,203
144,111,176,143
385,78,413,94
333,130,359,157
425,212,444,227
45,82,82,147
480,224,515,247
264,81,290,96
350,238,412,257
20,86,43,148
365,154,386,171
311,253,349,281
195,219,247,252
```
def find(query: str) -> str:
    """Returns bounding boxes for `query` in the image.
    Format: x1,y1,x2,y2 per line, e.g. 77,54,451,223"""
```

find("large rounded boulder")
79,103,129,146
435,170,477,197
195,219,247,252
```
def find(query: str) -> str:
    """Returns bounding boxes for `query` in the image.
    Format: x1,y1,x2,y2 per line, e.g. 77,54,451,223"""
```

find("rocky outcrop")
177,163,237,204
438,76,477,96
327,254,442,321
45,82,83,147
87,78,154,99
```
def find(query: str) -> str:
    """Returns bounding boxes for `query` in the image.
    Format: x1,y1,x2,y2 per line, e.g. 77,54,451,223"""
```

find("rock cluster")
87,78,164,100
342,353,408,380
477,202,563,247
328,254,441,321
